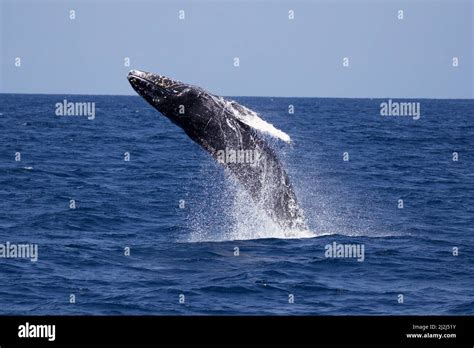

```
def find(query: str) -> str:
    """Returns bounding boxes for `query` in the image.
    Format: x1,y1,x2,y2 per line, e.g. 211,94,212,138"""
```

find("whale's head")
127,69,204,127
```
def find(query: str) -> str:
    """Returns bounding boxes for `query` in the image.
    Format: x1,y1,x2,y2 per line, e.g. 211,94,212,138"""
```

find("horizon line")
0,92,472,101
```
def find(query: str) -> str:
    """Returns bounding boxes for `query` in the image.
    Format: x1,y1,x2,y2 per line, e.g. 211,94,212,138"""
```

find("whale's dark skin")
127,70,306,230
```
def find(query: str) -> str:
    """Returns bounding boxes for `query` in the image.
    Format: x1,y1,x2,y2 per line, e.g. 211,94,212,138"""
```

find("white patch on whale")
211,96,291,143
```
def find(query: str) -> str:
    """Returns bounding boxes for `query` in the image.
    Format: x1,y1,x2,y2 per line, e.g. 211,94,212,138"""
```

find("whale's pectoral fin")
226,100,291,144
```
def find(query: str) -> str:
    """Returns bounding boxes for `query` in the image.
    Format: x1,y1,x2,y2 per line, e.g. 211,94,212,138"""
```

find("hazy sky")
1,0,472,98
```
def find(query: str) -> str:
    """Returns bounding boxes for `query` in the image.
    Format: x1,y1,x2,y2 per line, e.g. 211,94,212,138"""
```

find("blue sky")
1,0,472,98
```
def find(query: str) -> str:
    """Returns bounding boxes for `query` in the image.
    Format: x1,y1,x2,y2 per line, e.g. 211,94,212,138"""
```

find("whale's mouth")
128,70,176,89
127,70,150,84
127,70,184,102
128,70,160,91
127,69,173,103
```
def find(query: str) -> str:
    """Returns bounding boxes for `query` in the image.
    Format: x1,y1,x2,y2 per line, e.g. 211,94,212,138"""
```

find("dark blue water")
0,94,472,315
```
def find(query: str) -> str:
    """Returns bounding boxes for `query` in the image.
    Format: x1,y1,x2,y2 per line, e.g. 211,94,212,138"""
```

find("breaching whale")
127,70,307,230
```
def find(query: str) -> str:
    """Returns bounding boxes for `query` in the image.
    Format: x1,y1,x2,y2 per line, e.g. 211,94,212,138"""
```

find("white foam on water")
224,185,315,241
185,165,316,242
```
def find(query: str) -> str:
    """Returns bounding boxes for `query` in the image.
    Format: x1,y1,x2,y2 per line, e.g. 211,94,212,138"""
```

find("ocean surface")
0,94,472,315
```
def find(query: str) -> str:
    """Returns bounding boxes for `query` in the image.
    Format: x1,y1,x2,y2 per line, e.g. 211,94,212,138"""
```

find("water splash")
185,161,315,242
224,177,315,241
